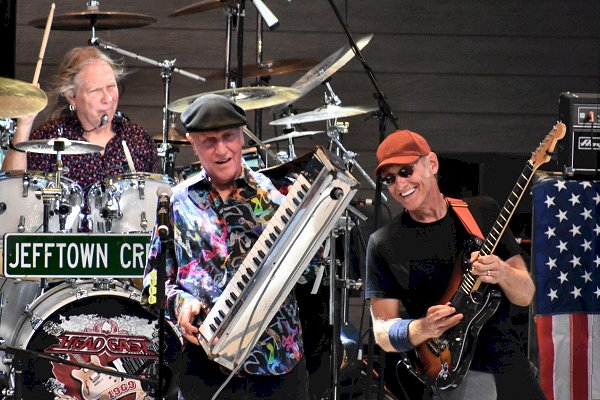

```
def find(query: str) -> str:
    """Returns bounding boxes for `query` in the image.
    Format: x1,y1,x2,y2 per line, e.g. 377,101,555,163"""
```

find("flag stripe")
572,314,589,400
591,315,600,400
537,315,555,400
554,314,571,400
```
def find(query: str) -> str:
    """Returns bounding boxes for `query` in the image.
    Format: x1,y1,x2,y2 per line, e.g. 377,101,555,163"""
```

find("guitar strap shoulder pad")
445,197,484,240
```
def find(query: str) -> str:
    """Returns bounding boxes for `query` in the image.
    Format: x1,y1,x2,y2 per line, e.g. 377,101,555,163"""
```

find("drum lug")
21,174,30,197
75,288,89,299
138,178,146,199
140,211,148,231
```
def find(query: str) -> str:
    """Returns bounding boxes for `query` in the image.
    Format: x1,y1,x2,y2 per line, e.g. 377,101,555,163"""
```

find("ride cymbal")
168,86,301,113
169,0,224,17
13,138,104,155
262,130,324,144
206,59,317,80
0,77,48,119
270,104,376,126
29,11,156,31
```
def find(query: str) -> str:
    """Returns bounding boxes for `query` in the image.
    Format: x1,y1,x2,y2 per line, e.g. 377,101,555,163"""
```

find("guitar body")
399,240,502,390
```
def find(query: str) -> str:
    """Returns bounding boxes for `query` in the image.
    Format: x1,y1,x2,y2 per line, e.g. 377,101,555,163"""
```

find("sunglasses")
379,158,421,185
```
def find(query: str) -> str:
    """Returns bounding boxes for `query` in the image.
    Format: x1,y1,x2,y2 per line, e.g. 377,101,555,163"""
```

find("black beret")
180,93,247,132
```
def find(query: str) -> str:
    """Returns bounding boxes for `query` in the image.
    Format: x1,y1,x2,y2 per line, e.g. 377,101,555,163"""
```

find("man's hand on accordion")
178,299,206,345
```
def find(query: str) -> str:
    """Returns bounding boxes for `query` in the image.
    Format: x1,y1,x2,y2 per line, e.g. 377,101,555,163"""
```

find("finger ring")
487,270,491,277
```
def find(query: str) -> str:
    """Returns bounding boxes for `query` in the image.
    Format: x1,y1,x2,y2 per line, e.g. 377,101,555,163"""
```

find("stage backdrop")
532,174,600,400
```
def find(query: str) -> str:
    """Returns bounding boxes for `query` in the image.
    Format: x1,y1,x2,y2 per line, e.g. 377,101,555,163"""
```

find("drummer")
1,46,159,189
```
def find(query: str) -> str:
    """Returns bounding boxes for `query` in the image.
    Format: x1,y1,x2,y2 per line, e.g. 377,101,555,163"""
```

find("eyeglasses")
379,158,421,185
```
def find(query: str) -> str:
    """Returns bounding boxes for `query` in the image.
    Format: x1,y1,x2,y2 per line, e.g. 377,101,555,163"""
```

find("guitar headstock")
529,122,566,170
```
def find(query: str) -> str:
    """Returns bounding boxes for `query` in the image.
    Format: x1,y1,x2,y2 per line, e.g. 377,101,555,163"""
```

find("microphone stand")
325,2,400,399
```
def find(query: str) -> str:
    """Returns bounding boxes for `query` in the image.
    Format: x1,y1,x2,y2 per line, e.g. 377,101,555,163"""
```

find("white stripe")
591,315,600,400
553,314,571,400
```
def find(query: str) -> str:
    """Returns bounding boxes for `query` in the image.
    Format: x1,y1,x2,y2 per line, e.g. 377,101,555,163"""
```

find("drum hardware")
0,118,15,150
0,77,48,119
242,127,282,167
168,86,302,114
28,1,157,32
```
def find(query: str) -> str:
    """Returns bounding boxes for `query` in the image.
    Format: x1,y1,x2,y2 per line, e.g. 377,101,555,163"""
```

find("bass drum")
7,280,181,400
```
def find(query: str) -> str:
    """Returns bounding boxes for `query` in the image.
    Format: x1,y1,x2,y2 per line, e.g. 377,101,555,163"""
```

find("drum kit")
0,1,377,399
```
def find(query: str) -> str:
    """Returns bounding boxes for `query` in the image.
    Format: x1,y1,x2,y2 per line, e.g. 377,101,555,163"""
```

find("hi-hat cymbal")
169,0,224,17
206,59,317,80
29,11,156,31
270,104,376,126
13,138,104,155
262,130,324,144
0,77,47,119
273,34,373,111
168,86,301,113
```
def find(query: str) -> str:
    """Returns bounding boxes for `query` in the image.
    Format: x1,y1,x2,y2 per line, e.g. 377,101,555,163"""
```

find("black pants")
176,343,310,400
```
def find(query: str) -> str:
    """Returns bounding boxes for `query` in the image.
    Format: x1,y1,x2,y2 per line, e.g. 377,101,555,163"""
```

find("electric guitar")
398,123,566,390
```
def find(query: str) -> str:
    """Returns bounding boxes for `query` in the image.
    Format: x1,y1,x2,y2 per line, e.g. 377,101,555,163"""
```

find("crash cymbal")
270,104,376,126
168,86,301,113
273,34,373,111
262,130,324,144
169,0,224,17
29,11,156,31
206,59,317,80
13,138,104,155
0,77,48,118
152,128,189,144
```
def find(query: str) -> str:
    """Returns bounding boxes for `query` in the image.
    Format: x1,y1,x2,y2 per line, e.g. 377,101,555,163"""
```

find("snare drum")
4,280,181,399
0,171,83,241
88,172,176,233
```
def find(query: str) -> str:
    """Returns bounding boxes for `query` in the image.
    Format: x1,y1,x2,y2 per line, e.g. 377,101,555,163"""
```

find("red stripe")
536,315,555,400
570,314,589,400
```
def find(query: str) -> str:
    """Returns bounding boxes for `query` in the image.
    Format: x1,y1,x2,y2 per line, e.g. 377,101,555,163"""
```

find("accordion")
196,146,359,370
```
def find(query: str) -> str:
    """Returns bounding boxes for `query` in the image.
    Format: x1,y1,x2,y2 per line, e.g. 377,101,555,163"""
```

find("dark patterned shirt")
27,113,159,190
143,164,306,376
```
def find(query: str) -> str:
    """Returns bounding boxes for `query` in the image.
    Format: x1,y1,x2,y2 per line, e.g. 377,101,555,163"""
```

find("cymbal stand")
88,36,206,179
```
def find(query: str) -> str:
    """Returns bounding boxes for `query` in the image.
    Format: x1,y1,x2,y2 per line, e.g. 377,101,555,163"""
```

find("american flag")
532,175,600,400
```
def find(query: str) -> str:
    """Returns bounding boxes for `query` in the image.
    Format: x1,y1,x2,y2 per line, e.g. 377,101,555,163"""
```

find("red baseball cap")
375,130,431,176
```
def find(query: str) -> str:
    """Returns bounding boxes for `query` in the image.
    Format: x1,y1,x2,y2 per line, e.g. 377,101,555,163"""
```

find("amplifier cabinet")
557,92,600,176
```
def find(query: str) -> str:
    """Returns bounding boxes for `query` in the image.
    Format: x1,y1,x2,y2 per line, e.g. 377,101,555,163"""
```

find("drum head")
9,281,181,399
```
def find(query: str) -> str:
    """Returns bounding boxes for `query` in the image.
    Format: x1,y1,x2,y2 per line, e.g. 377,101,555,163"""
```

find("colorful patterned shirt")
144,164,306,376
27,112,159,190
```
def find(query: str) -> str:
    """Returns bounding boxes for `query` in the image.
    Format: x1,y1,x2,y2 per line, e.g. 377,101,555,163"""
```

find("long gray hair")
48,46,126,117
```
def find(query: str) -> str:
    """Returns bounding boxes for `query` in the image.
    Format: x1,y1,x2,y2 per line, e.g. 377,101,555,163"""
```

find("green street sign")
2,233,152,278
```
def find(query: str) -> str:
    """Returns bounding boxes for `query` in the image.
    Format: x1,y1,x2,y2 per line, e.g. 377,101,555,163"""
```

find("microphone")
156,185,173,239
84,114,109,132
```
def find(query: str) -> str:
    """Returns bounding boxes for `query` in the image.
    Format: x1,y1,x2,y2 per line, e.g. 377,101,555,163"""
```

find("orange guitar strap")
446,197,485,240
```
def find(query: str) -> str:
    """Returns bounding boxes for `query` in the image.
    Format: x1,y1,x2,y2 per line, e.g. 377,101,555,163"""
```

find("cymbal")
0,77,48,119
13,138,104,155
152,128,189,144
262,130,324,144
206,59,317,80
29,11,156,31
274,34,373,111
269,104,376,126
169,0,224,17
168,86,302,113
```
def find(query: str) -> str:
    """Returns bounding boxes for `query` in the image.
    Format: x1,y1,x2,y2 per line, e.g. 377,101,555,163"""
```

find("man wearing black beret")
143,94,311,399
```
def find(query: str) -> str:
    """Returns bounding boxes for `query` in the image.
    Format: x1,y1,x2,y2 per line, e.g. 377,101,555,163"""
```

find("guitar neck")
480,160,535,257
461,160,535,293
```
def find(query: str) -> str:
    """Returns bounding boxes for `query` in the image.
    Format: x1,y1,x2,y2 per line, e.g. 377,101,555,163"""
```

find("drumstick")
122,140,137,173
32,3,55,85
